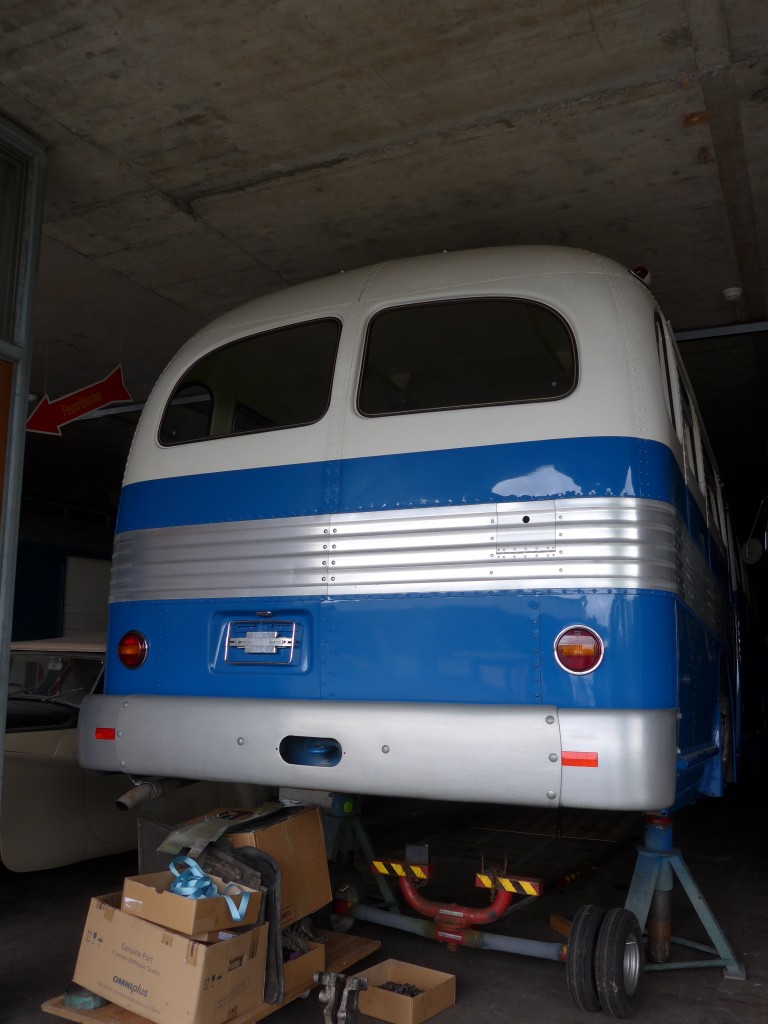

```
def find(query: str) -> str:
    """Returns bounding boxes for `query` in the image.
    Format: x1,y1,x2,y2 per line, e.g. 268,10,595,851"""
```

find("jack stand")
314,971,367,1024
323,794,401,914
623,812,745,979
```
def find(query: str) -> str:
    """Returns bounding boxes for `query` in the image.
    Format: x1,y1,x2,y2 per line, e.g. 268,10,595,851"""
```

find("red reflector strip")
94,727,116,741
562,750,598,767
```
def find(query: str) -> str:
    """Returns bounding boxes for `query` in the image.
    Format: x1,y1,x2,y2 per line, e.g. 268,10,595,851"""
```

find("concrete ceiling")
3,0,768,547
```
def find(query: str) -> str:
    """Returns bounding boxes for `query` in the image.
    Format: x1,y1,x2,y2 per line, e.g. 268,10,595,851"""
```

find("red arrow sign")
26,365,132,435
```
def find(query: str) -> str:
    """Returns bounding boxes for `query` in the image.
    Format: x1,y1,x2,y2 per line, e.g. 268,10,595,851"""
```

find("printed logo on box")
112,975,149,998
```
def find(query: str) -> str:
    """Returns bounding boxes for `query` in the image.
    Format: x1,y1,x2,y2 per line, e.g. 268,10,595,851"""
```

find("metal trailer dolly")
322,795,745,1020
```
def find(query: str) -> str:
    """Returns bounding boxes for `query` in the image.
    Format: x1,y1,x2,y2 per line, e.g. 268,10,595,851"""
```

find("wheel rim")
621,931,643,995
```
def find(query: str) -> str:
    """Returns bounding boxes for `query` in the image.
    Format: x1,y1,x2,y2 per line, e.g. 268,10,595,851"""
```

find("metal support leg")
323,794,401,913
624,813,745,979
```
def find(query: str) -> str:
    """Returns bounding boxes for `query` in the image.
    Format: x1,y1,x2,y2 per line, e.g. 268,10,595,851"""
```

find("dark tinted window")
160,384,212,443
358,299,576,416
159,319,341,445
0,147,25,343
655,316,677,431
679,381,701,485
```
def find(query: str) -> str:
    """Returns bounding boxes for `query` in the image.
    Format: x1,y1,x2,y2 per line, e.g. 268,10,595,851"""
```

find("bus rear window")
358,298,576,416
159,318,341,445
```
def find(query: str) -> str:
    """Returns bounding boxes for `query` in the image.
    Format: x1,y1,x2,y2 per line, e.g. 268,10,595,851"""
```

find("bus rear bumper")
78,695,677,811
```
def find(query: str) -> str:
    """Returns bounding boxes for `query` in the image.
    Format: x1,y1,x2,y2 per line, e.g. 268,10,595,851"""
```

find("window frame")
355,296,578,419
158,317,342,447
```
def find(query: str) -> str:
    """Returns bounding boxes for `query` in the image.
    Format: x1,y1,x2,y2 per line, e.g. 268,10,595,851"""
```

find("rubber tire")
594,907,645,1018
566,904,607,1012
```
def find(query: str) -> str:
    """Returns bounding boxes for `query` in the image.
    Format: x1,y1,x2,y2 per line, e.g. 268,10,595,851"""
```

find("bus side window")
655,315,677,431
678,377,702,490
702,447,725,543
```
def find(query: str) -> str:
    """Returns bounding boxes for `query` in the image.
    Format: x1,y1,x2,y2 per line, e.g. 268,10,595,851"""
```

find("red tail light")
117,630,148,669
554,625,603,674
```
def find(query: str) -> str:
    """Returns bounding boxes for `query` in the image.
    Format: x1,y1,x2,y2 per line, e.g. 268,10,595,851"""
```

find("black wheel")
566,904,606,1012
594,907,644,1018
315,864,366,933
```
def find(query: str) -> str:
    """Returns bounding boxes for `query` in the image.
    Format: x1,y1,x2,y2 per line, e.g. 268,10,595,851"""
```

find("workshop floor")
3,783,766,1024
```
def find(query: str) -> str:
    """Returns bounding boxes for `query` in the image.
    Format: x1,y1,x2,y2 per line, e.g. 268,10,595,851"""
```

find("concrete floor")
3,784,767,1024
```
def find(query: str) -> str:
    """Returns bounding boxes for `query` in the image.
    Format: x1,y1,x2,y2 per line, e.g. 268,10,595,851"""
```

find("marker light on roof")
117,630,148,669
554,625,604,674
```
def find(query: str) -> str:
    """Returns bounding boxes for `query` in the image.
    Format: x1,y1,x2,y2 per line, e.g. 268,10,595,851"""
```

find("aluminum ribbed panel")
110,496,728,640
111,514,332,599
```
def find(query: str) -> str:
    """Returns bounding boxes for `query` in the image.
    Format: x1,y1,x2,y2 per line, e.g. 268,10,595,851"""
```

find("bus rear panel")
77,246,740,814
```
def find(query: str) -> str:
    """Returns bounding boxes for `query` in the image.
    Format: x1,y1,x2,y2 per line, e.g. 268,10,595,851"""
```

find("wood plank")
324,930,382,974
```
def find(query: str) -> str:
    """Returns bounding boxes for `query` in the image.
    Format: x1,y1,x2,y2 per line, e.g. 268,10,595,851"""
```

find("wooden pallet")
42,930,381,1024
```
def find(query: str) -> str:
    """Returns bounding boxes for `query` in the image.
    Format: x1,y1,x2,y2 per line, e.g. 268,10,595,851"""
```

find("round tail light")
117,630,148,669
554,625,604,674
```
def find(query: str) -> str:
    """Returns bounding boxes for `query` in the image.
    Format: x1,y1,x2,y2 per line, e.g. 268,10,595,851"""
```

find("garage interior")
2,3,768,1024
2,1,766,550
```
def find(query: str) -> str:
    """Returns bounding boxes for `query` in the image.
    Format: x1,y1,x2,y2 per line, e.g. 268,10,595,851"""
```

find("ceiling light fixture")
723,286,745,323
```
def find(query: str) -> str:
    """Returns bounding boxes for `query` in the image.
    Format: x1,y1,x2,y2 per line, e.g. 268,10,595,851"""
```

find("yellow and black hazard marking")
371,860,431,880
475,873,542,896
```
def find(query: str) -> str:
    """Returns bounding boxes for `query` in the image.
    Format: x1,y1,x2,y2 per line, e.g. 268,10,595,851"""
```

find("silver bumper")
78,695,677,811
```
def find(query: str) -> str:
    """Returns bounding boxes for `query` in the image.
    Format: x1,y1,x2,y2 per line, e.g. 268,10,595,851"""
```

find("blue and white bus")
78,245,746,815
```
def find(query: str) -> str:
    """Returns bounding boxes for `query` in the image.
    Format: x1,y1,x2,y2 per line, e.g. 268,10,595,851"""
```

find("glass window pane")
0,146,25,343
358,298,576,416
656,316,677,431
159,318,341,445
8,653,104,707
679,383,700,484
160,384,212,443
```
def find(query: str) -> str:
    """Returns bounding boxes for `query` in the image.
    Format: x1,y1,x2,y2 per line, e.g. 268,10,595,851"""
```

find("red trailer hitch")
333,851,543,951
395,873,516,948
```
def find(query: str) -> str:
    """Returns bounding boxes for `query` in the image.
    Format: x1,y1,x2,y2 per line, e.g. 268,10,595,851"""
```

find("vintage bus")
77,245,746,815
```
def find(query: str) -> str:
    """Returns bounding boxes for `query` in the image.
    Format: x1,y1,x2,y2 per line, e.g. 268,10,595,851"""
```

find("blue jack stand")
624,812,745,979
322,794,401,914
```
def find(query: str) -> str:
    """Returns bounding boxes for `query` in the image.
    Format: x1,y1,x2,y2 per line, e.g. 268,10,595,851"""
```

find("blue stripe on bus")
116,435,684,533
105,589,680,709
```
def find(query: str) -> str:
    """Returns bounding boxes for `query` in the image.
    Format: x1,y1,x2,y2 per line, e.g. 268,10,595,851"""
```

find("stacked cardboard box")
121,869,263,940
71,803,333,1024
73,892,268,1024
226,804,332,999
229,805,332,925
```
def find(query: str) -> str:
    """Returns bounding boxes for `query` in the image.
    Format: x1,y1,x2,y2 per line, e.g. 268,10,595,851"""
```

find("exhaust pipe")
115,777,193,812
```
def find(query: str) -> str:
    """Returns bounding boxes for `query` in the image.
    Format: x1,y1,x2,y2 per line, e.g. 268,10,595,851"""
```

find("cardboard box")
353,960,456,1024
281,941,325,1002
229,805,332,925
73,893,268,1024
121,870,263,940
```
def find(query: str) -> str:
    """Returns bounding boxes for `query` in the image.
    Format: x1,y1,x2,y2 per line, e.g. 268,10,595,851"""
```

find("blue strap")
168,856,250,923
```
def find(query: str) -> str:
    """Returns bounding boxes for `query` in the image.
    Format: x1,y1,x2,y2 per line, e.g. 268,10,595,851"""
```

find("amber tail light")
553,625,603,674
117,630,148,669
